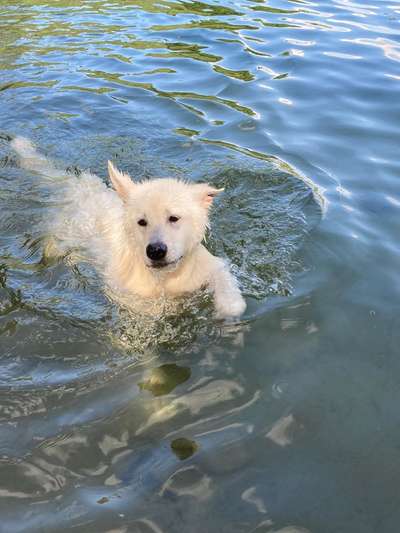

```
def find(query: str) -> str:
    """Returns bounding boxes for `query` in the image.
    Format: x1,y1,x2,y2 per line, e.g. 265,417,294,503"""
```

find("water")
0,0,399,531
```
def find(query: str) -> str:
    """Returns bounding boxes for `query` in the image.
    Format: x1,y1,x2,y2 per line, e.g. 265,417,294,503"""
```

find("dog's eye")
169,215,180,223
138,219,147,227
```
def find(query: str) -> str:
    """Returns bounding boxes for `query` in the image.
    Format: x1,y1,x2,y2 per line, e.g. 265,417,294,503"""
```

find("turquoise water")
1,1,400,531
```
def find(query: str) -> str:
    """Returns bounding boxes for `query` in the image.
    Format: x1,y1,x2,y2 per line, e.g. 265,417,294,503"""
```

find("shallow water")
0,1,400,532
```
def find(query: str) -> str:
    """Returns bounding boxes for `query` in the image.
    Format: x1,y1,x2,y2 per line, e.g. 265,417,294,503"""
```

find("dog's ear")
193,183,224,208
108,161,134,201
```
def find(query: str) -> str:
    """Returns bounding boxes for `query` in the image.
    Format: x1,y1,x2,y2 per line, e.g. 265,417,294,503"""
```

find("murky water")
0,1,400,532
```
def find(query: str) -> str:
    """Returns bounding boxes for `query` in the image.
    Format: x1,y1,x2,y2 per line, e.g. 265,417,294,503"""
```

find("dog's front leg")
210,261,246,319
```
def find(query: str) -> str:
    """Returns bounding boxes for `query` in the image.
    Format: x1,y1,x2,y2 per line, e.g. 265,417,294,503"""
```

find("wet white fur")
11,137,246,319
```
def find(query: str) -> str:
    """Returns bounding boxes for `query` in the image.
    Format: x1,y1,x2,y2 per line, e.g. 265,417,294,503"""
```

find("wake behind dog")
11,137,246,319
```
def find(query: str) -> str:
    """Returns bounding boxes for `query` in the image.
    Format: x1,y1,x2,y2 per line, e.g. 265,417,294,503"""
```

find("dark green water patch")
171,437,199,460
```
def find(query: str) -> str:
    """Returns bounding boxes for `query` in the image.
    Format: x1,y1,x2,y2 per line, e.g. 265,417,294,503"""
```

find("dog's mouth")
147,256,183,270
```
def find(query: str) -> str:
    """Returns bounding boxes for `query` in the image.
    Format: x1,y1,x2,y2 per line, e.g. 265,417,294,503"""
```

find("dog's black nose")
146,242,168,261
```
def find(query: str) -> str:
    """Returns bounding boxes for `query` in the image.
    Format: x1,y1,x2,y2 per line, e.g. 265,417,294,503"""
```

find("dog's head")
108,162,223,271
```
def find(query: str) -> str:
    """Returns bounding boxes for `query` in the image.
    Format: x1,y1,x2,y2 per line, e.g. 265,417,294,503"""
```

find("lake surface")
1,1,400,532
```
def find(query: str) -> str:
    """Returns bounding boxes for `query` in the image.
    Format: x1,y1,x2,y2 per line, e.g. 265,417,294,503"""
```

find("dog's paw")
215,295,246,320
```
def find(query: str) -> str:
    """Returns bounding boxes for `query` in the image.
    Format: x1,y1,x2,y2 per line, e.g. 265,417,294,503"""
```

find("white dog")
11,137,246,319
